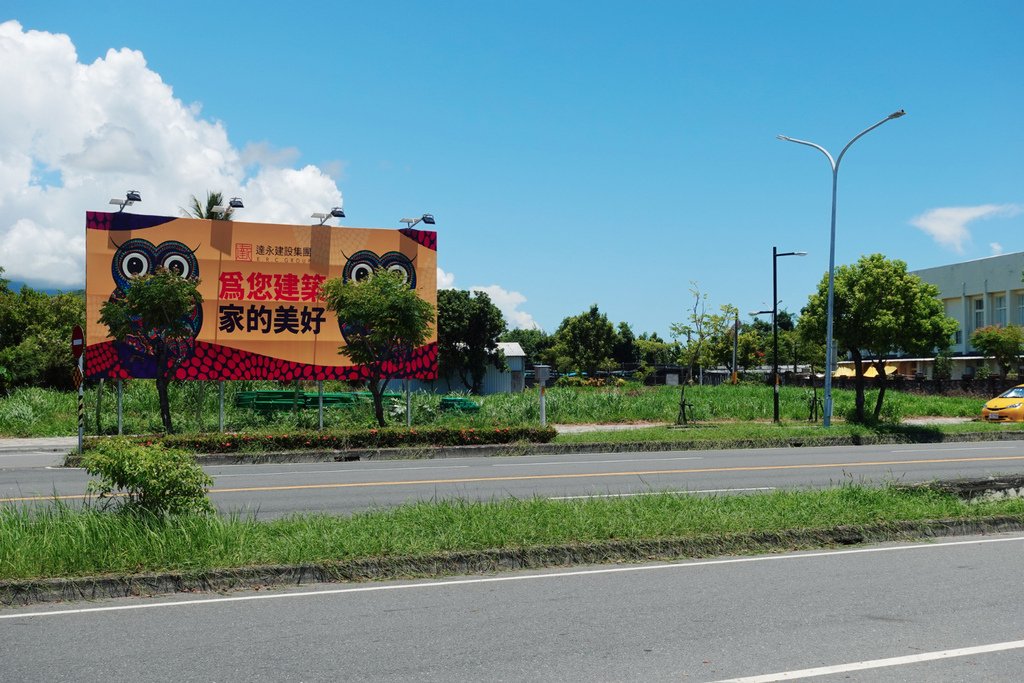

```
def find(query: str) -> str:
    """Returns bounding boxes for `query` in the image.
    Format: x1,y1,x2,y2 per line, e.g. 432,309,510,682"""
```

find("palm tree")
182,191,234,221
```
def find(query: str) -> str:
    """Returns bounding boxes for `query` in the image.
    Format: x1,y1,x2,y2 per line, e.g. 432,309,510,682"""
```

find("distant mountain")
7,280,83,296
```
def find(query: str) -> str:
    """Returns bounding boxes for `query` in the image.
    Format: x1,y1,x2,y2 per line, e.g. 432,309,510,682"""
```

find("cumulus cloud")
436,267,456,289
436,268,539,330
468,284,540,330
0,20,344,288
909,204,1023,253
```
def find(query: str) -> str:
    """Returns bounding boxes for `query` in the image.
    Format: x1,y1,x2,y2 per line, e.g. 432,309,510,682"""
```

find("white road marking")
492,456,702,467
712,639,1024,682
3,535,1022,621
895,445,1019,453
210,465,470,478
548,487,775,500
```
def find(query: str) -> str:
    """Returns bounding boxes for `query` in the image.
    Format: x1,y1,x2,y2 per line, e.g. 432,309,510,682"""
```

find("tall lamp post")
773,247,807,422
777,110,905,427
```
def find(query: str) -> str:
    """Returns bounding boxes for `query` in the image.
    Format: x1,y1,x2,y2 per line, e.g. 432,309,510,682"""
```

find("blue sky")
2,1,1022,336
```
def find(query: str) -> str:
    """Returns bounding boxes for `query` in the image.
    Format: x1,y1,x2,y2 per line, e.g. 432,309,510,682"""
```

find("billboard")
84,211,438,381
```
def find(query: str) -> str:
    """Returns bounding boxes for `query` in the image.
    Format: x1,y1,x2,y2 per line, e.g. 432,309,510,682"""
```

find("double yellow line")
4,453,1024,503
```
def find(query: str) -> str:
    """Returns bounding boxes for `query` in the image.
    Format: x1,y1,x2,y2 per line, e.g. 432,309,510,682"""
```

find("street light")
210,197,244,219
777,109,905,427
400,213,436,228
773,247,806,423
312,207,346,226
109,190,142,212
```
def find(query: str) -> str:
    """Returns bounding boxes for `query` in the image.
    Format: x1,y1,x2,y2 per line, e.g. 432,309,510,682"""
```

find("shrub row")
83,425,558,454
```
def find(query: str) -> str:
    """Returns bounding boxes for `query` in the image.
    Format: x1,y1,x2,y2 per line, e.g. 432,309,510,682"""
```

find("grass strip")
3,485,1024,583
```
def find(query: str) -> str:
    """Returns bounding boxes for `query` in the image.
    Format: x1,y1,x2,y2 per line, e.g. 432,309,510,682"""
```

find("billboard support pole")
219,381,225,432
405,379,411,428
116,380,123,435
318,380,324,431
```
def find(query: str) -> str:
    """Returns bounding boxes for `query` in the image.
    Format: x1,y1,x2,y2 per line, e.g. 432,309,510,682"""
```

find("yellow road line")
3,453,1024,503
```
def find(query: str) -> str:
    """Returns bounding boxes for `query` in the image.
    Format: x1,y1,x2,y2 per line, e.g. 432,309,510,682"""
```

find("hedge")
82,426,557,454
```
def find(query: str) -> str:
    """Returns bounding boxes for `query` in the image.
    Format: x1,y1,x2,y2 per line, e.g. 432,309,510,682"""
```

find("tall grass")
1,486,1021,580
0,381,990,438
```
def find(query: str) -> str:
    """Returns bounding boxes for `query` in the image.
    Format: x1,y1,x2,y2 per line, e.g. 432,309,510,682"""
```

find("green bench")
235,390,403,412
439,396,481,413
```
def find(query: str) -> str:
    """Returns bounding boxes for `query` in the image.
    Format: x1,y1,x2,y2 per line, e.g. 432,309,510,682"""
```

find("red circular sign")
71,325,85,359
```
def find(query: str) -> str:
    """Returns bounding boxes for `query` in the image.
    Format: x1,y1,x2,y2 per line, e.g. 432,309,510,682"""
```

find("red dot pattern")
85,340,438,381
398,228,437,251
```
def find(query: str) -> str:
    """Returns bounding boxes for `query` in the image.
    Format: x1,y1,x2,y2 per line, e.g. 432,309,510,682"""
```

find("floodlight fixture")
109,190,142,212
312,207,345,225
211,197,245,215
400,213,436,228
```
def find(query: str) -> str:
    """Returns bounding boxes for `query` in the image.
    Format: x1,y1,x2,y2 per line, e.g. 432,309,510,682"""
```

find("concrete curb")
3,516,1021,607
64,429,1024,467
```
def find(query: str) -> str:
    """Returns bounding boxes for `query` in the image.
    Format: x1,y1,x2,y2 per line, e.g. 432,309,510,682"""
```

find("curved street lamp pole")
777,110,906,427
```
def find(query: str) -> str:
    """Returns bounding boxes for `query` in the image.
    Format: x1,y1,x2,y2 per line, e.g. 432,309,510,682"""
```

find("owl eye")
380,252,416,288
162,254,191,278
387,263,410,283
343,250,382,284
351,263,374,282
121,251,151,279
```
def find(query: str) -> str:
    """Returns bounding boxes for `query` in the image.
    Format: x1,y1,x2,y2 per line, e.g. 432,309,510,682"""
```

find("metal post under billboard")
535,365,550,427
405,379,411,428
318,380,324,431
116,379,123,435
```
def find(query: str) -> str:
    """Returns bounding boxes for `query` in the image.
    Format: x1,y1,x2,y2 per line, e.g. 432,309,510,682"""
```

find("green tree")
552,304,616,376
612,321,640,366
800,254,958,422
98,268,203,432
670,283,714,424
437,289,507,393
970,325,1024,379
501,327,554,367
0,268,85,391
321,268,435,427
182,191,235,221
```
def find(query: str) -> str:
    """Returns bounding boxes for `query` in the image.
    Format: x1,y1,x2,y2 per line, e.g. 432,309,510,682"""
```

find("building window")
995,295,1007,326
954,330,962,345
973,298,985,331
1017,294,1024,325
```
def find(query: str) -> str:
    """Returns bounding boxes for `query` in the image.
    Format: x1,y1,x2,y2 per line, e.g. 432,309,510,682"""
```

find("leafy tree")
552,304,616,376
437,289,507,393
970,325,1024,379
800,254,958,422
321,268,435,427
670,283,714,424
611,321,640,366
501,327,555,367
182,191,235,221
98,268,203,432
0,267,85,392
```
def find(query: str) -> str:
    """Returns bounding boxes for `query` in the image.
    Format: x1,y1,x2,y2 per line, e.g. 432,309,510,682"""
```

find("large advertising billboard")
84,211,437,381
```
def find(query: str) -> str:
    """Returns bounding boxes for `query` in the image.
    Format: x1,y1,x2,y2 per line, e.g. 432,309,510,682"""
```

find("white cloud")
909,204,1023,253
437,267,456,289
991,242,1004,255
436,268,539,330
0,20,345,288
468,284,540,330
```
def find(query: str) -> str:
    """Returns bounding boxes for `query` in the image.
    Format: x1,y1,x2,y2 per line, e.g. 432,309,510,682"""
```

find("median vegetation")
2,484,1023,584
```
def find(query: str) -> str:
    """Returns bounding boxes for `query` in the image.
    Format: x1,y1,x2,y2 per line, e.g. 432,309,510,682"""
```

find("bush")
81,438,214,515
82,425,558,455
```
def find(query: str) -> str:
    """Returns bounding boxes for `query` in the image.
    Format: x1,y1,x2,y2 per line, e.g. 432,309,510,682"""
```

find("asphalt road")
3,440,1024,517
3,533,1023,681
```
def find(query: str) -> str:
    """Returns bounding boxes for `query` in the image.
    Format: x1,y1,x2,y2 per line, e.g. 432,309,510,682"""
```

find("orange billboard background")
84,211,437,381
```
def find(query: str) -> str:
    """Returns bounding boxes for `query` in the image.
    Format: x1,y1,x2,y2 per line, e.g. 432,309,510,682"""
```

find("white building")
905,251,1024,378
399,341,527,395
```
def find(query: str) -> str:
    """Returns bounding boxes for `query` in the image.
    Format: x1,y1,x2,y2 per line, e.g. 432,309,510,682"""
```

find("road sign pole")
77,355,84,454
